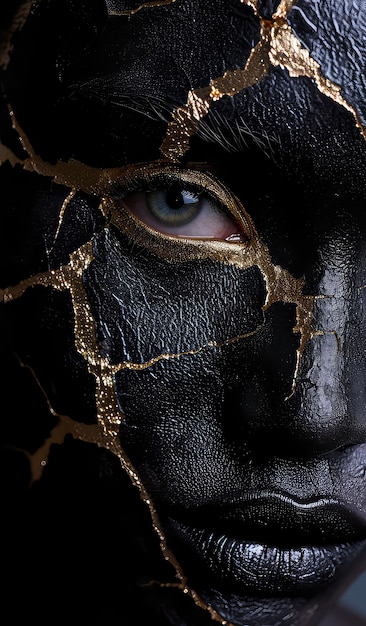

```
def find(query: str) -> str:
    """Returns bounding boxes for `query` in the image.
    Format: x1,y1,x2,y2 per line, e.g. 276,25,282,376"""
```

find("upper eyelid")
109,169,228,213
102,164,253,244
110,172,206,196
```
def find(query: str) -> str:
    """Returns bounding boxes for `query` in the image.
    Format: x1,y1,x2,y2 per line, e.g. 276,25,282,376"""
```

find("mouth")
160,491,366,595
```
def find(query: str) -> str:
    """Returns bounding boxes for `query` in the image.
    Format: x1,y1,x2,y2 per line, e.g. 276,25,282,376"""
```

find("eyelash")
110,171,229,217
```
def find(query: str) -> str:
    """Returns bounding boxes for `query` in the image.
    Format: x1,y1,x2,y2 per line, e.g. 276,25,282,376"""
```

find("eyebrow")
67,76,281,163
66,74,183,122
164,101,281,163
196,110,281,159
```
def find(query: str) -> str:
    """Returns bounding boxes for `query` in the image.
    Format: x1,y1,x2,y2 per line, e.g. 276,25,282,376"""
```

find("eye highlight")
113,166,249,243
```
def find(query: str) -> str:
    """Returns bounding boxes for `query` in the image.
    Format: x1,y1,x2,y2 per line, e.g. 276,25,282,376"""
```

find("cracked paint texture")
1,2,366,626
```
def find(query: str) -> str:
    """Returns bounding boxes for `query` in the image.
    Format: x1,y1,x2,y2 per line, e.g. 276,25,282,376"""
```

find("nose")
223,235,366,458
285,299,366,455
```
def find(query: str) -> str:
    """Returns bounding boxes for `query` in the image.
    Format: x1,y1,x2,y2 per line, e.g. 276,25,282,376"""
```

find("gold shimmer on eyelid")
0,0,34,70
107,0,177,15
103,162,254,236
160,0,366,161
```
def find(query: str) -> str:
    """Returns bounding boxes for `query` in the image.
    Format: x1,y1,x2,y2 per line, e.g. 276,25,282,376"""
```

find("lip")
161,491,366,595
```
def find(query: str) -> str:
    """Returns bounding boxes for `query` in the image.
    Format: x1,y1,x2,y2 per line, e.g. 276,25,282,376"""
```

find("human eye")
111,166,250,242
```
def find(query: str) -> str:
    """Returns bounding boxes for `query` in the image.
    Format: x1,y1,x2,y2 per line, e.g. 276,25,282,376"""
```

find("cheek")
82,228,268,500
83,229,267,363
116,355,228,503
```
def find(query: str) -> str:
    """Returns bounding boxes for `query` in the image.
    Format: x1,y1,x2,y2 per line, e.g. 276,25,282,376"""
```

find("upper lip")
161,490,366,545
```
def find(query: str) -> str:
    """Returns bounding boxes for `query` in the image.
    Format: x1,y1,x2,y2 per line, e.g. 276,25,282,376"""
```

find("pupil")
166,187,184,210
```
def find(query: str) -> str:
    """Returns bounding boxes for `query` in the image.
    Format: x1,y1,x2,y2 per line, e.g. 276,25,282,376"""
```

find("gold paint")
7,106,114,191
269,22,366,142
273,0,298,19
107,192,315,399
2,258,190,598
160,25,272,161
0,142,26,168
108,0,177,15
51,190,76,250
1,240,121,435
161,0,366,161
0,0,34,70
30,418,102,482
2,195,313,626
3,4,351,619
1,227,226,616
240,0,259,12
12,352,106,480
5,109,173,198
112,325,267,373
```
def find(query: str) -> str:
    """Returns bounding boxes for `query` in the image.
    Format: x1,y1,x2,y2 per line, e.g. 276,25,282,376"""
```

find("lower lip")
165,519,366,595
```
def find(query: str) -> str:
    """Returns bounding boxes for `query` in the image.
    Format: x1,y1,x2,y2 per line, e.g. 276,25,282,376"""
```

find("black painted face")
1,2,366,625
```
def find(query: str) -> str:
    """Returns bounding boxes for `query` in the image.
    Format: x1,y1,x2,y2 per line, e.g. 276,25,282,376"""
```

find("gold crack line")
4,106,234,626
269,21,366,142
0,142,26,168
13,352,190,600
159,0,300,162
241,0,259,12
138,578,232,625
0,0,35,70
49,189,77,253
57,242,124,431
110,441,192,594
4,106,175,197
272,0,298,19
160,0,366,162
0,238,93,303
108,0,177,16
241,0,299,16
159,21,272,161
111,323,267,373
11,351,106,482
5,105,115,193
0,240,123,431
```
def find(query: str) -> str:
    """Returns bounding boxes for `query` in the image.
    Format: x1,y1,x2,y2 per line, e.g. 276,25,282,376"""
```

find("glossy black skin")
1,1,366,625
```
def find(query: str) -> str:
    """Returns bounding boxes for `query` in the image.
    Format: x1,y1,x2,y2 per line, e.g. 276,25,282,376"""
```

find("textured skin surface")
289,0,366,126
1,1,366,625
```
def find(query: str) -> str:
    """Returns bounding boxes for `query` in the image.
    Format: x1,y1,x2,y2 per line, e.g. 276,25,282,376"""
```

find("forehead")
3,0,366,174
2,0,366,166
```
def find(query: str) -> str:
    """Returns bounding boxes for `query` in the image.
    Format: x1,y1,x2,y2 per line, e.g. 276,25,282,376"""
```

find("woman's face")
1,1,366,625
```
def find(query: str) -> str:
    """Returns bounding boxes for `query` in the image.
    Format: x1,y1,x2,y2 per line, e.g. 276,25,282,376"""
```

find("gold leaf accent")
160,0,366,161
269,21,366,141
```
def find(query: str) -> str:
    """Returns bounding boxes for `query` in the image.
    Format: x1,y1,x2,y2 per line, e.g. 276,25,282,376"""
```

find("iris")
147,186,203,226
